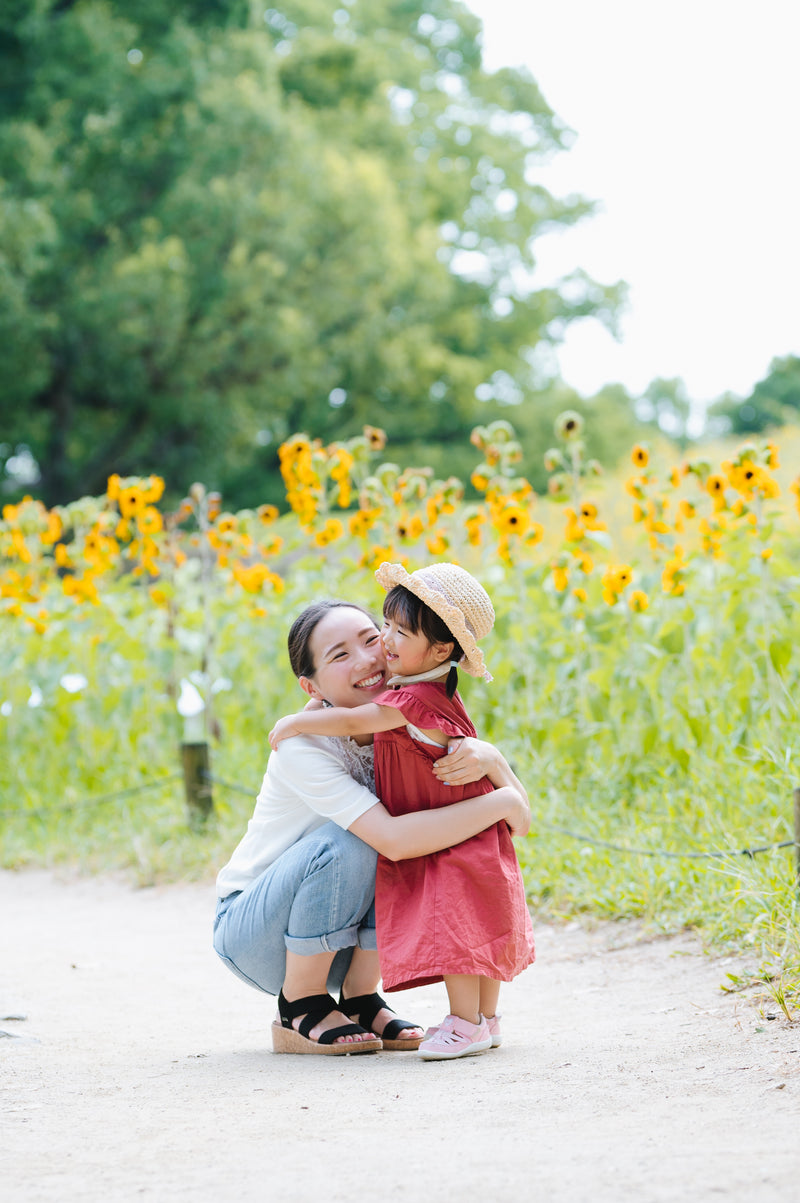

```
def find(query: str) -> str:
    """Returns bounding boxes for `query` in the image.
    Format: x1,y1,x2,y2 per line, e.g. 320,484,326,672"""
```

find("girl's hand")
503,787,532,839
431,737,495,786
268,716,301,750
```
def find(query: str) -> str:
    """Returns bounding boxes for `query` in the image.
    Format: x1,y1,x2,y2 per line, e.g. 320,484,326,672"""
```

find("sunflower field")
2,414,800,1010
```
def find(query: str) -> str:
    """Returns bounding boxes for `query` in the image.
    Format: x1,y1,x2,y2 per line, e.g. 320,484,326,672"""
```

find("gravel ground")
2,869,798,1202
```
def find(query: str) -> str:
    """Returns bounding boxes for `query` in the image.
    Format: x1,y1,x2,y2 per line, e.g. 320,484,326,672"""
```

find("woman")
213,600,529,1055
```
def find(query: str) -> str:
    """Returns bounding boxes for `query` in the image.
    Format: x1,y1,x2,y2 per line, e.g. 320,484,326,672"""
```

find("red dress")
373,681,535,992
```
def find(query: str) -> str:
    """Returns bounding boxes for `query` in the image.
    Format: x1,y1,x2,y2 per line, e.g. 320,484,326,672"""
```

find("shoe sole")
271,1021,382,1055
418,1037,493,1061
380,1036,424,1051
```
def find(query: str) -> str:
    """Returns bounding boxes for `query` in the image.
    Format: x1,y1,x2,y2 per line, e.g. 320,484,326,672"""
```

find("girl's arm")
348,785,528,862
268,702,405,750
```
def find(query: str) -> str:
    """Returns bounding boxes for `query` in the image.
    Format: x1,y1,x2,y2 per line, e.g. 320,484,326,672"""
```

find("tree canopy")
706,355,800,436
0,0,623,505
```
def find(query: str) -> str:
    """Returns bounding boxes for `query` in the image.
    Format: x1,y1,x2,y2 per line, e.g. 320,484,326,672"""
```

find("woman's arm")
348,785,528,862
268,702,404,749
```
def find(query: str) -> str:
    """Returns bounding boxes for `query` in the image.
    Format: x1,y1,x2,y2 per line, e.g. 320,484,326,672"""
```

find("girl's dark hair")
383,584,463,698
287,601,378,679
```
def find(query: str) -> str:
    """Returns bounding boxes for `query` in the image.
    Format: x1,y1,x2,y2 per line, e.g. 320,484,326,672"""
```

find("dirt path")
2,869,798,1202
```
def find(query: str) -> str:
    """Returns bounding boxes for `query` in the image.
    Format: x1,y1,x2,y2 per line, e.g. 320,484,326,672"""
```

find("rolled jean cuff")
357,924,377,951
285,921,362,957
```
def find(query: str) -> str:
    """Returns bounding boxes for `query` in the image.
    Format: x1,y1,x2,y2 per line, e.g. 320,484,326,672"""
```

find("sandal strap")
338,991,385,1029
278,990,336,1031
315,1022,371,1046
340,991,417,1039
278,991,373,1044
380,1018,418,1041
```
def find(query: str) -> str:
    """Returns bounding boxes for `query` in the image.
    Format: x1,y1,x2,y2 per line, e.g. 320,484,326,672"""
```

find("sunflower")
41,510,63,546
495,504,529,537
706,474,726,497
554,410,584,440
118,486,145,519
552,567,569,592
257,504,279,525
314,518,345,547
233,562,270,593
137,506,164,536
363,425,387,451
628,590,649,612
564,509,585,543
426,531,449,556
466,516,484,546
25,607,50,634
631,445,649,468
142,476,165,504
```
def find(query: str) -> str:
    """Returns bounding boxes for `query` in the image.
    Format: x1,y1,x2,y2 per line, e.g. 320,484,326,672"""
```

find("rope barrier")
203,772,257,799
204,771,799,864
537,818,797,861
1,765,797,872
0,773,184,820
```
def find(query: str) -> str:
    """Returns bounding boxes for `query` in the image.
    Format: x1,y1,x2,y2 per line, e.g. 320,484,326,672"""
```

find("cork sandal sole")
271,1019,381,1055
339,990,423,1051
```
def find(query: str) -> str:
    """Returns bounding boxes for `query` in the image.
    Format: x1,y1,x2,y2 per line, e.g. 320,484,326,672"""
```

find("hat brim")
375,561,492,681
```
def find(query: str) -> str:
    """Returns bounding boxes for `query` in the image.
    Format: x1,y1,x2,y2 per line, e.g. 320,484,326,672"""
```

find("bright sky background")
465,0,800,413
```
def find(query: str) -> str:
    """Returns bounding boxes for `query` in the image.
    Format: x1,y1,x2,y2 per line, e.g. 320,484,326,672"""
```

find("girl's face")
302,607,387,708
381,614,452,678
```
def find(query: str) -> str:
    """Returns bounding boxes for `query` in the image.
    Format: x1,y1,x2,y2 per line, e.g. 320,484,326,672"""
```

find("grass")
2,422,800,1016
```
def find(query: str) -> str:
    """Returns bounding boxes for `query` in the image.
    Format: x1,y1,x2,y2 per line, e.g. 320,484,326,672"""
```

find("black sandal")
271,991,382,1055
339,991,423,1051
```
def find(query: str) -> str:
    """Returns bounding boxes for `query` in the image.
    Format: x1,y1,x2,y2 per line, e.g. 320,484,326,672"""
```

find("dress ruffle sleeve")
375,683,477,742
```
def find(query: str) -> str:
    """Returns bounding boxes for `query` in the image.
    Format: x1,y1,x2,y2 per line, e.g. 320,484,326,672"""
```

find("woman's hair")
383,585,463,698
287,601,378,679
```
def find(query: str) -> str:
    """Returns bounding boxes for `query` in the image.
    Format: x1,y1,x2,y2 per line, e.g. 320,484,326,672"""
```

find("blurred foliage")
707,355,800,436
0,0,625,508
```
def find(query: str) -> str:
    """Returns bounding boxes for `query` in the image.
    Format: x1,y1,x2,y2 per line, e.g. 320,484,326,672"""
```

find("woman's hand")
431,737,500,787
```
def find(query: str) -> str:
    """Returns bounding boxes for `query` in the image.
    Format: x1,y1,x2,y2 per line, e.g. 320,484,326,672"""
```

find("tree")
0,0,623,506
635,377,692,448
705,355,800,435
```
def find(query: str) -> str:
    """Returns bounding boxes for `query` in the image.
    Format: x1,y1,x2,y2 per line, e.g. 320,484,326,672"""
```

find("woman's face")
302,607,387,708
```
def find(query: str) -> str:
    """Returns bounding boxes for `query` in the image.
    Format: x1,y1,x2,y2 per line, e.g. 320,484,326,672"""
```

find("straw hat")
374,562,495,681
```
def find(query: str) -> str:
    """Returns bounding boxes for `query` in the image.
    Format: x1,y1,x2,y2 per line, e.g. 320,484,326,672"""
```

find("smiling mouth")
356,672,384,689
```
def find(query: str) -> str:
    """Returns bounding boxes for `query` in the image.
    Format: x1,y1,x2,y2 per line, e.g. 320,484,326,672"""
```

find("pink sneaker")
483,1013,502,1048
418,1014,492,1060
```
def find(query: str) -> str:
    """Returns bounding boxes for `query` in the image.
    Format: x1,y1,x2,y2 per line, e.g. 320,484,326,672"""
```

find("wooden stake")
794,788,800,896
181,742,213,828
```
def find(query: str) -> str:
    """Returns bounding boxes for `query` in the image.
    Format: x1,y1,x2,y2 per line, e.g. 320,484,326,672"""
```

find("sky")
465,0,800,414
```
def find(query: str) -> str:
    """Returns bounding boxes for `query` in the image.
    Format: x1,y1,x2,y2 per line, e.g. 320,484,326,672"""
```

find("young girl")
269,562,535,1059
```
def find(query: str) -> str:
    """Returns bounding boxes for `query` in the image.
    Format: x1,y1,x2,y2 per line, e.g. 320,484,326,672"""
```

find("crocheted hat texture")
374,561,494,681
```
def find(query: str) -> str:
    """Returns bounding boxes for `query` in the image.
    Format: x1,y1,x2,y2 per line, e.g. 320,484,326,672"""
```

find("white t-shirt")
215,735,379,899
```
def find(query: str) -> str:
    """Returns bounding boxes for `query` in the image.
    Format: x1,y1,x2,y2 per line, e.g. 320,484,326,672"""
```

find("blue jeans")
213,821,378,997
